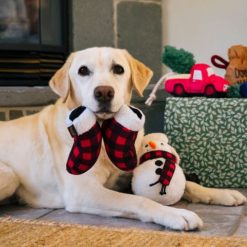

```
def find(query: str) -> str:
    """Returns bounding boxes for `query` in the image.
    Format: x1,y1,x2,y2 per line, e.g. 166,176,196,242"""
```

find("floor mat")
0,217,246,247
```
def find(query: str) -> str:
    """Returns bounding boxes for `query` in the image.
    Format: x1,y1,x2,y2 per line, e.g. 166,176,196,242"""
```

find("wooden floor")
0,189,247,237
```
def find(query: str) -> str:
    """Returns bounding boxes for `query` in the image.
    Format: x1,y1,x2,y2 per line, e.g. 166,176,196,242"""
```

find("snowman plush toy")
132,133,186,206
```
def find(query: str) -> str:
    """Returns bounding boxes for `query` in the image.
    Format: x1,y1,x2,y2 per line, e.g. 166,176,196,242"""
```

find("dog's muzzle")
94,86,114,104
94,86,115,116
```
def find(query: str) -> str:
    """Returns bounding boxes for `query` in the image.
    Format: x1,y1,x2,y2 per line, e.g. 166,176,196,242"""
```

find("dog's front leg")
64,178,203,231
0,161,19,201
184,181,247,206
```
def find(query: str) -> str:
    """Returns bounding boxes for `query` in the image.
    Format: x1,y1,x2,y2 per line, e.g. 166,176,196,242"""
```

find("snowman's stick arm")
149,180,160,187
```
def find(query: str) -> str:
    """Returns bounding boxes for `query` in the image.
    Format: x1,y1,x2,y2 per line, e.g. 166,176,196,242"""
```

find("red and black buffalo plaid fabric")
66,105,143,175
102,118,138,171
139,150,177,195
66,122,102,175
66,106,102,175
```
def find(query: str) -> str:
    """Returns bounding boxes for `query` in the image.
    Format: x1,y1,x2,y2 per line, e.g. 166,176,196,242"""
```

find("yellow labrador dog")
0,47,246,231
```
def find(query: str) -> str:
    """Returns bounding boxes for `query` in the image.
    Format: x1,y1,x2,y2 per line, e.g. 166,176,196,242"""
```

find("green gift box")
164,97,247,188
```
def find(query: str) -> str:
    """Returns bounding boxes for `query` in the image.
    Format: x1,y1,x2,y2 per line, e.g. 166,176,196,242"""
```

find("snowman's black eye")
145,144,148,148
161,143,164,145
155,160,163,166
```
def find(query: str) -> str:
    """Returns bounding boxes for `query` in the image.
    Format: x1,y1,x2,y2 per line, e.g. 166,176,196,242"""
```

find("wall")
71,0,162,83
162,0,247,76
0,106,43,121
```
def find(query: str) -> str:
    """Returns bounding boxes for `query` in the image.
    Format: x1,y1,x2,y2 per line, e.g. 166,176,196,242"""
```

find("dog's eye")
112,64,124,75
78,66,90,76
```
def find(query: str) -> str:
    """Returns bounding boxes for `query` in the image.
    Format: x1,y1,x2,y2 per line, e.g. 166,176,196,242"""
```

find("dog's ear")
49,53,75,102
125,51,153,97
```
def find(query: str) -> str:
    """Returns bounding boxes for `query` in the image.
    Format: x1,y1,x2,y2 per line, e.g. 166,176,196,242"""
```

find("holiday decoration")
146,46,229,106
162,45,196,74
66,106,102,175
227,84,241,98
66,105,145,175
164,97,247,188
101,105,145,171
211,45,247,85
146,45,195,105
240,82,247,98
165,63,229,97
132,133,186,206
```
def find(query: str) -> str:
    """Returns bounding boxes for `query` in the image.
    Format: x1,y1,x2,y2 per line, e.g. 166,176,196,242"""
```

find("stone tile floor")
0,189,246,237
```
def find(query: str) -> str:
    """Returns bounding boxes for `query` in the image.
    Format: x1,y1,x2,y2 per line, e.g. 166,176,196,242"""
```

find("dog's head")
49,47,153,119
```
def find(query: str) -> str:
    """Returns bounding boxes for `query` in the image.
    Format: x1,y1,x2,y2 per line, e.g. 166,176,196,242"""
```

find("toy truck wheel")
174,84,185,96
204,85,217,97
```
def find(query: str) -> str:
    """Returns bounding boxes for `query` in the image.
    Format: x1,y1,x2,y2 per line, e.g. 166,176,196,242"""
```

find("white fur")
114,105,145,131
68,48,133,115
0,48,245,232
66,108,96,135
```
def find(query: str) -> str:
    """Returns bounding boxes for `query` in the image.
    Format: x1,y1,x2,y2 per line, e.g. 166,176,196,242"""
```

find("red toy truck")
164,64,229,96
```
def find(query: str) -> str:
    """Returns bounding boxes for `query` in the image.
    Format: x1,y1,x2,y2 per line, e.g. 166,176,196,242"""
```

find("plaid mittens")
66,106,102,175
102,105,145,171
66,105,145,175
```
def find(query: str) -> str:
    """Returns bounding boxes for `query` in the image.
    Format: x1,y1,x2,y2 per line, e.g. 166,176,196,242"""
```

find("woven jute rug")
0,217,247,247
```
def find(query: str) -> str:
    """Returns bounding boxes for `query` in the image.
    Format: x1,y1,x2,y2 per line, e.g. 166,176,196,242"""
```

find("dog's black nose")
94,86,115,103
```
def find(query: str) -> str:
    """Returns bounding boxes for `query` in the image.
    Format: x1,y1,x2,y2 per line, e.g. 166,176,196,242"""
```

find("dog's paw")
158,208,203,231
185,182,247,206
208,189,247,206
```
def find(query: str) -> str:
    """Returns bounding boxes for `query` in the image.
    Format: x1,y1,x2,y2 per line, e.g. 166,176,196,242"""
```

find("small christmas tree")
227,84,241,98
162,45,196,73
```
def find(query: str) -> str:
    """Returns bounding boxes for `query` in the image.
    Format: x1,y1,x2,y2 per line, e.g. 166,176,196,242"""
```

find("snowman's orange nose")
148,141,156,149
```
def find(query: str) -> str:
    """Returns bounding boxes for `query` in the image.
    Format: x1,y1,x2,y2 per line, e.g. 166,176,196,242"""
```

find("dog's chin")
95,112,115,120
93,104,122,120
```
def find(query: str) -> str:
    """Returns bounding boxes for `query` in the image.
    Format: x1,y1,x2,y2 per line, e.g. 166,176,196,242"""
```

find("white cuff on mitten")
114,105,145,131
66,107,97,135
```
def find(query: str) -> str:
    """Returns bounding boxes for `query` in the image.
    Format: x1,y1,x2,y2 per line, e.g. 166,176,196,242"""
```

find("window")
207,67,214,77
193,70,202,80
